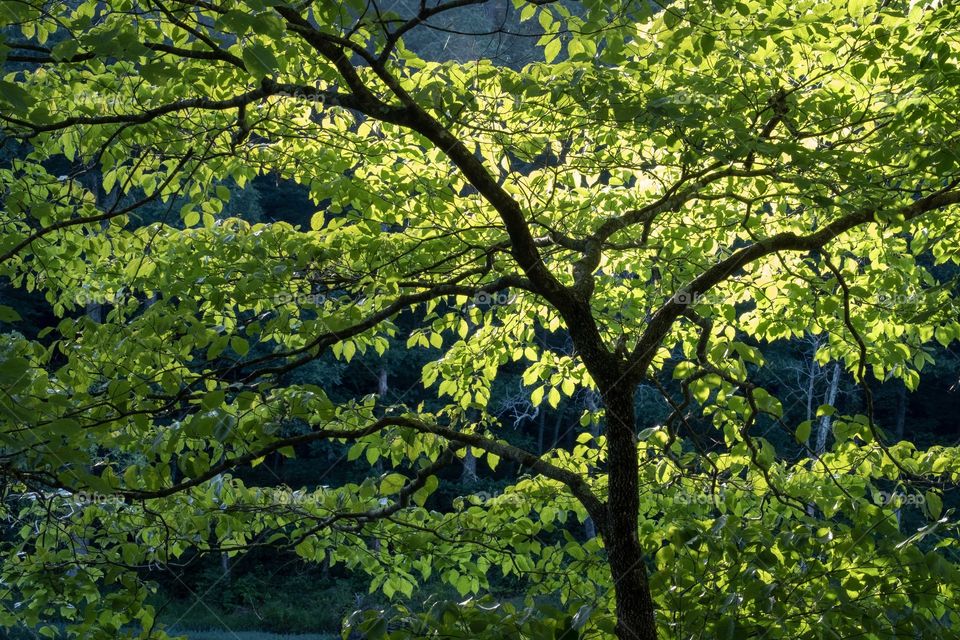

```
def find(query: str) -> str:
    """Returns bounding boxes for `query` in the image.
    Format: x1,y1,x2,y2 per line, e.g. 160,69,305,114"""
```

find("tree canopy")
1,0,960,638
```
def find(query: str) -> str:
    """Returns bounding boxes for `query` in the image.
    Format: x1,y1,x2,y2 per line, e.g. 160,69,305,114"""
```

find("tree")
2,1,960,638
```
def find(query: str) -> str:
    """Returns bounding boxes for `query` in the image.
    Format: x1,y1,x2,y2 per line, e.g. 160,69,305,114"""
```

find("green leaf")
547,387,561,408
717,615,736,640
544,38,562,63
413,474,439,506
700,33,716,55
0,305,22,322
380,473,406,496
230,336,249,356
925,491,943,519
201,389,225,410
816,404,835,417
663,8,682,29
342,341,356,362
242,43,279,79
365,618,387,640
0,81,32,110
531,386,545,407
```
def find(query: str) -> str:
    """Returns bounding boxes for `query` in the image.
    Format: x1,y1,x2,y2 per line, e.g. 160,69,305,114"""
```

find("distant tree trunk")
893,380,908,529
583,390,601,540
86,301,102,323
801,334,823,450
536,408,546,454
83,172,107,323
321,551,331,579
221,552,230,585
551,403,566,449
805,352,819,423
377,367,389,404
894,380,907,441
371,366,390,556
461,447,478,485
484,0,509,29
584,511,597,541
815,362,842,456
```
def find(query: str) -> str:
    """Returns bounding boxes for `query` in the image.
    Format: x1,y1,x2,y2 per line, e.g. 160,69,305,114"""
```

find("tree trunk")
552,403,566,449
815,362,841,456
536,408,546,454
893,380,907,529
601,385,657,640
894,380,907,440
804,342,819,423
584,513,597,541
372,366,389,555
583,390,602,540
221,552,231,585
377,367,389,403
461,447,478,484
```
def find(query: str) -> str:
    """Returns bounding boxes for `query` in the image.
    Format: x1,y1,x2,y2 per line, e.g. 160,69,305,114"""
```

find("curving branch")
627,184,960,383
272,4,620,380
20,414,605,533
0,151,196,264
572,165,778,296
0,79,361,137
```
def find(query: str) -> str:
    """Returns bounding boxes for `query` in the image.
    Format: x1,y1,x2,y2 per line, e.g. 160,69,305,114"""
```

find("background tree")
1,1,960,639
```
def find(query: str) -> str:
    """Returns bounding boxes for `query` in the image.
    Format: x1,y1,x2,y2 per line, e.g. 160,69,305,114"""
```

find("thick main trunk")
601,386,657,640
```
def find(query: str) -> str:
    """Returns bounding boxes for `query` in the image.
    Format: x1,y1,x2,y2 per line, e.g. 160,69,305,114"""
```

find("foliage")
1,0,960,638
170,633,336,640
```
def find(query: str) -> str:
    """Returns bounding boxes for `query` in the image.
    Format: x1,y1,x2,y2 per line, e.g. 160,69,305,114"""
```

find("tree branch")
272,5,620,378
31,414,605,533
0,151,196,264
628,185,960,382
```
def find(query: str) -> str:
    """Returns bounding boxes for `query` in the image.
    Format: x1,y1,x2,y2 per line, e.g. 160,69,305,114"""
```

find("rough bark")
600,383,657,640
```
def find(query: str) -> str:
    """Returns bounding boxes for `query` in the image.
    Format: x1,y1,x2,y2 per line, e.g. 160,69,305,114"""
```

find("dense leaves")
1,0,960,638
